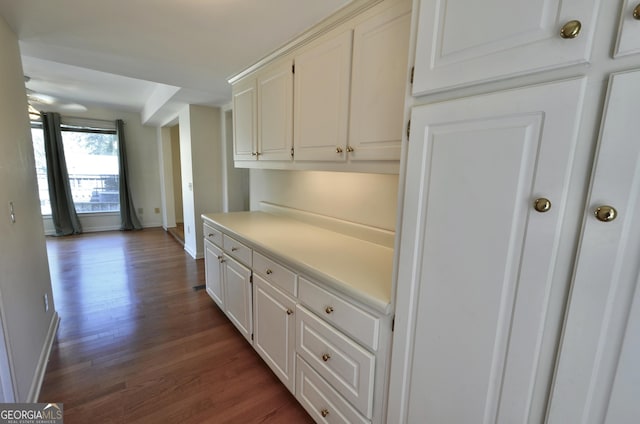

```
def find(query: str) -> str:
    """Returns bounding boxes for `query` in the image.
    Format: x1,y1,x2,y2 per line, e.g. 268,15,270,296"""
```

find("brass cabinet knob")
286,308,293,315
266,269,273,275
534,198,552,213
594,205,617,222
336,147,343,153
560,20,582,39
251,152,257,156
325,306,334,314
634,4,640,19
320,409,330,417
346,146,355,153
322,353,331,362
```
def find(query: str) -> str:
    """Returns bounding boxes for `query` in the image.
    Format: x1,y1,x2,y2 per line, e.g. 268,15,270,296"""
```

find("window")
32,119,119,215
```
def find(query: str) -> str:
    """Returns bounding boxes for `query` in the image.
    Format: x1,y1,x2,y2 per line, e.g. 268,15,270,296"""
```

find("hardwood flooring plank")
39,228,313,424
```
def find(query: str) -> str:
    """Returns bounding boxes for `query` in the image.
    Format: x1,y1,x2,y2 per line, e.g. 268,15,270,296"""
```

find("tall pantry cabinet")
388,0,640,423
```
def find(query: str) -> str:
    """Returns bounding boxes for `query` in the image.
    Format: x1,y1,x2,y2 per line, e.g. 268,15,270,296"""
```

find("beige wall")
250,169,399,231
0,16,57,401
179,105,223,258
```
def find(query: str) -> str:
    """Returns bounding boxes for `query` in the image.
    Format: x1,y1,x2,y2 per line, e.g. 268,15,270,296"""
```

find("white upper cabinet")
412,0,600,95
614,0,640,58
257,59,294,161
232,76,257,161
348,0,411,161
293,30,353,162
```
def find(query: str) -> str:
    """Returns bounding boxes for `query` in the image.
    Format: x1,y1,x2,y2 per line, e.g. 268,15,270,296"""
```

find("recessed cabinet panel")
614,0,640,58
204,239,224,308
412,0,599,95
388,78,586,423
547,69,640,424
232,77,257,161
258,60,294,161
349,1,411,161
253,275,296,393
224,256,253,344
294,30,353,161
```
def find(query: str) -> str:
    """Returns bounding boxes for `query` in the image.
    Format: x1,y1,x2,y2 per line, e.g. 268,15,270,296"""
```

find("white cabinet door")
547,69,640,424
253,275,296,393
294,30,352,161
348,0,411,161
412,0,599,95
232,75,257,161
223,256,253,344
257,59,294,161
614,0,640,58
204,239,224,309
387,78,586,423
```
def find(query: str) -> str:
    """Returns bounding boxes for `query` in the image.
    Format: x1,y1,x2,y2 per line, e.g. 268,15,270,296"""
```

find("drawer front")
299,277,379,351
296,356,370,424
223,234,252,267
203,223,223,248
296,305,374,418
253,251,297,296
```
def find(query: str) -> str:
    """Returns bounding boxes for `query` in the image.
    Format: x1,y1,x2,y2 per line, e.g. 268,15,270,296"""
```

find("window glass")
31,125,120,215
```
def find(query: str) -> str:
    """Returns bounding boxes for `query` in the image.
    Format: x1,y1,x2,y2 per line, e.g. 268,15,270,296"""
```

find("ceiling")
0,0,352,125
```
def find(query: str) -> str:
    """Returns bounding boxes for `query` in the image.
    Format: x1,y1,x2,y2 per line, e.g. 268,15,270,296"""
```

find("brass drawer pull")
634,4,640,20
322,353,331,362
325,306,334,314
336,147,343,153
560,20,582,39
266,269,273,275
231,247,238,252
208,233,215,237
286,309,293,315
320,408,329,417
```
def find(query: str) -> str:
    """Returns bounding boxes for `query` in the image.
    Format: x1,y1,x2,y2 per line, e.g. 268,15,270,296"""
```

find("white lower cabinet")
296,356,370,424
296,305,375,419
253,274,296,393
202,218,388,424
222,255,253,344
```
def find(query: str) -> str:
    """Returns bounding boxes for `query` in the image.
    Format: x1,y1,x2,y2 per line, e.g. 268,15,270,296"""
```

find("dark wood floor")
39,228,313,424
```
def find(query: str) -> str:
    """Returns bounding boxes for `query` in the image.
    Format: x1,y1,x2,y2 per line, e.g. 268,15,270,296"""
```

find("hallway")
39,228,312,423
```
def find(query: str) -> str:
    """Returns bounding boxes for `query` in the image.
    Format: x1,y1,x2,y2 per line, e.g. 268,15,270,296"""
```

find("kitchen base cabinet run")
202,212,393,424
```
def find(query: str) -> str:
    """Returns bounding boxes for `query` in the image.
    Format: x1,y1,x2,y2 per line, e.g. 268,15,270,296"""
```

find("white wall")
179,105,223,258
170,125,183,223
42,106,163,233
250,169,399,231
0,16,58,401
157,126,175,229
222,108,250,213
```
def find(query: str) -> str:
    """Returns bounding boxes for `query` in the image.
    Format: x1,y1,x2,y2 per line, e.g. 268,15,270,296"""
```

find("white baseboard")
27,312,59,403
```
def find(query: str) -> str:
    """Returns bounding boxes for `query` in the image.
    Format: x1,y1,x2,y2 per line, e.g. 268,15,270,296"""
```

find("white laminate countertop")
202,211,394,314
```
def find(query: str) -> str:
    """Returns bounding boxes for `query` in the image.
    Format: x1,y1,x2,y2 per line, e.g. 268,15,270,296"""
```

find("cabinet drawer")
253,251,297,296
296,356,370,424
203,223,223,248
296,305,374,418
223,234,252,267
299,277,379,351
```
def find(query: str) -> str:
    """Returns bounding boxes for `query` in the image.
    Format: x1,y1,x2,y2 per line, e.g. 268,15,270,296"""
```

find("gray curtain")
42,112,82,236
116,119,142,230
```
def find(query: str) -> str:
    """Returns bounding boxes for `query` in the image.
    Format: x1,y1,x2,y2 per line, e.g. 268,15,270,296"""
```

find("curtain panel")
116,119,142,230
42,112,82,236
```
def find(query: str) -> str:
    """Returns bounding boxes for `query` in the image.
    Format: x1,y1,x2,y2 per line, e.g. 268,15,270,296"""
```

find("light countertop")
202,211,394,314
